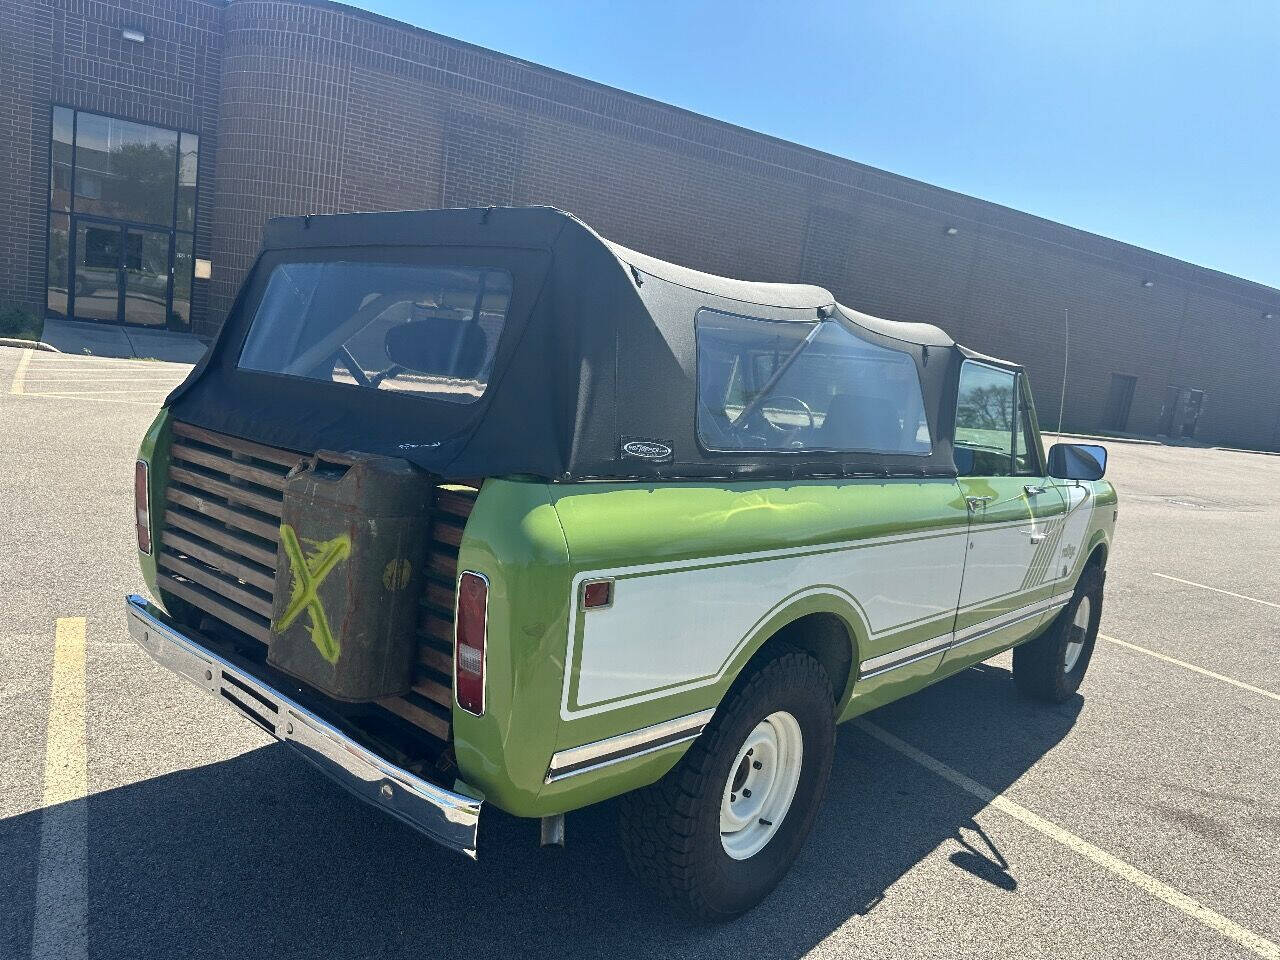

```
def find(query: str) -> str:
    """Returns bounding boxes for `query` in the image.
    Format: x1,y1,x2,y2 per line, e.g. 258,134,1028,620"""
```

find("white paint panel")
959,519,1040,612
1055,484,1095,581
571,530,967,713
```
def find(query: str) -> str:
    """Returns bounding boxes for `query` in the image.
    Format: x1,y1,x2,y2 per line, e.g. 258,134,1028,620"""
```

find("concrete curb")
0,338,61,352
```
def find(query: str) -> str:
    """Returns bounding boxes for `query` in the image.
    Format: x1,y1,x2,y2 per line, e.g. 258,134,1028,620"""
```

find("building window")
45,107,200,329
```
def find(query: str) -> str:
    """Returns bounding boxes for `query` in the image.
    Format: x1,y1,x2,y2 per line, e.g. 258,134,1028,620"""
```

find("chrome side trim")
125,594,483,859
858,591,1075,680
858,634,954,679
546,708,715,783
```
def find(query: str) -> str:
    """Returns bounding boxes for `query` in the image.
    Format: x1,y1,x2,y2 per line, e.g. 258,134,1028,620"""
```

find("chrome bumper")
125,594,482,858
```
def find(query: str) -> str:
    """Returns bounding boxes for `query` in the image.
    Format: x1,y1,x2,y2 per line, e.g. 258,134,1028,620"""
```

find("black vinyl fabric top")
169,206,1015,481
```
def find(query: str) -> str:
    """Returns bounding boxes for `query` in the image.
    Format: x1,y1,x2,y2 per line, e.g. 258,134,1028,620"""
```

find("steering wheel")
755,394,816,445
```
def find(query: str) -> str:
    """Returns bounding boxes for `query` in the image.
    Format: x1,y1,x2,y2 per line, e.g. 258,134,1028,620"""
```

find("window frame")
692,306,933,457
1012,373,1045,476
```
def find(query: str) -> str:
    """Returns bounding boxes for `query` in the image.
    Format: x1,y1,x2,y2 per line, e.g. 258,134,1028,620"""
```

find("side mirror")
384,318,488,378
1047,442,1107,481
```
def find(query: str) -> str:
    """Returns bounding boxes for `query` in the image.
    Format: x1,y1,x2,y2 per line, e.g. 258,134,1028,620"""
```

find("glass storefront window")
178,133,199,231
73,113,178,226
47,107,201,329
51,107,73,211
47,213,70,318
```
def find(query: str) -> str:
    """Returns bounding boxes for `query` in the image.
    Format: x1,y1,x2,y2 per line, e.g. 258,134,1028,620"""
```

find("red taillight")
455,571,488,716
134,460,152,555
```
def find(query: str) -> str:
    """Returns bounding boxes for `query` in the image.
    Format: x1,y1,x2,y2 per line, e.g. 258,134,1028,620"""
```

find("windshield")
238,261,513,405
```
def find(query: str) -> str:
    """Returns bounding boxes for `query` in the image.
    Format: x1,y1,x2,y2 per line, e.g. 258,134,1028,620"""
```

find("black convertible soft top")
170,206,1016,481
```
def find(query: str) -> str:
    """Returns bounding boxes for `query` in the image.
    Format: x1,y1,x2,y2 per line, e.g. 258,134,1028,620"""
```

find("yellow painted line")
32,617,89,960
1100,634,1280,702
857,719,1280,960
1152,572,1280,610
9,347,32,394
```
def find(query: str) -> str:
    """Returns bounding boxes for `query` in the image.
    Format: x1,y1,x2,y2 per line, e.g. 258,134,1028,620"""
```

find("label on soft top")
620,437,674,463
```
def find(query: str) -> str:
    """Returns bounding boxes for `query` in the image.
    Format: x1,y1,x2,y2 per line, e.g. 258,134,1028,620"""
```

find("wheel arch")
727,596,864,716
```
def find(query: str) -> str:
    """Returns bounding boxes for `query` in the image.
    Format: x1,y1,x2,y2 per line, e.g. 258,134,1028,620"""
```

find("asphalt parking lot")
2,343,1277,960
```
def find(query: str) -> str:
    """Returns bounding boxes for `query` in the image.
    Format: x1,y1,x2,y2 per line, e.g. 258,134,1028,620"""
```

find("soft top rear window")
238,260,513,405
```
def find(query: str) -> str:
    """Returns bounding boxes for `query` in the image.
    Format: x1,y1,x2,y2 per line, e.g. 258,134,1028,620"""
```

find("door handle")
965,495,994,512
1024,484,1046,496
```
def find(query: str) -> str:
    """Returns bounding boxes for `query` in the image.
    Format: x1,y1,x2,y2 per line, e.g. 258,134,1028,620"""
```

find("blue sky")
351,0,1278,289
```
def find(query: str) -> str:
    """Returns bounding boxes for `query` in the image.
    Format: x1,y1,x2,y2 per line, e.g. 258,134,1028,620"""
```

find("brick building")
3,0,1279,448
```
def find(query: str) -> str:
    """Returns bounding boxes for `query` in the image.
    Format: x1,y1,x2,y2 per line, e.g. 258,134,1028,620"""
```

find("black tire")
619,647,835,921
1013,564,1105,703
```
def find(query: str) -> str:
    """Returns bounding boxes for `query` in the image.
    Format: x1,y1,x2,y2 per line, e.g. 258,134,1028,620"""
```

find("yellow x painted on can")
275,524,351,664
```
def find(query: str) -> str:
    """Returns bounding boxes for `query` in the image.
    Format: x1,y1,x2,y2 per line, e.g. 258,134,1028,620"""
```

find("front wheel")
1013,565,1104,703
619,648,835,921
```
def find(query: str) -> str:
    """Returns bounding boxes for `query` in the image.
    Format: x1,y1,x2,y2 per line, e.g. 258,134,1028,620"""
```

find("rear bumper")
125,593,482,858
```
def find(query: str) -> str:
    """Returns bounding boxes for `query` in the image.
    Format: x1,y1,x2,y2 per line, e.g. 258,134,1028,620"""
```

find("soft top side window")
694,309,932,455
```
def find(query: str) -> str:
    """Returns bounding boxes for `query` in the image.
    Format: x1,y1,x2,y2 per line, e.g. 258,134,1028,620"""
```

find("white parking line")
21,378,186,386
1152,573,1280,610
9,347,32,394
1100,634,1280,702
15,392,163,405
31,617,89,960
857,719,1280,960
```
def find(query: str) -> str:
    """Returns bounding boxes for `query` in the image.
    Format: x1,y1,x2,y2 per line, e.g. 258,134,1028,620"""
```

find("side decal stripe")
546,708,715,782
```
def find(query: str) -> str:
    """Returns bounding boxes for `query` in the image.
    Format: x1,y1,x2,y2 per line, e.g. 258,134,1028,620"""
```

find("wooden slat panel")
434,489,477,519
377,696,450,742
163,507,278,567
430,519,464,548
158,551,274,619
165,488,281,543
158,573,273,644
172,421,304,469
424,581,455,614
161,529,275,592
418,610,453,647
427,550,457,583
411,674,453,709
171,442,288,492
170,466,283,518
417,644,453,676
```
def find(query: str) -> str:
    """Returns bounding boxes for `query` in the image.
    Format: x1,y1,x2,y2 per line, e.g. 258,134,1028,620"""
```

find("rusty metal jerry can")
268,450,434,701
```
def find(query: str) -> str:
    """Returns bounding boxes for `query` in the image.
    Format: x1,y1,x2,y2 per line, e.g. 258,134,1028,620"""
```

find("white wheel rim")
1064,595,1091,673
719,711,803,860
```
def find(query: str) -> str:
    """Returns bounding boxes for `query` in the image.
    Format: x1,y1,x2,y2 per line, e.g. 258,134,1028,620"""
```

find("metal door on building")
1102,373,1137,431
70,217,173,327
1157,385,1207,439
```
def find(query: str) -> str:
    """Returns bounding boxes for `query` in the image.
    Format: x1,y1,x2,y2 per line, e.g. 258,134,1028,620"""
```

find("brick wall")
0,0,222,326
207,0,1280,449
4,0,1278,448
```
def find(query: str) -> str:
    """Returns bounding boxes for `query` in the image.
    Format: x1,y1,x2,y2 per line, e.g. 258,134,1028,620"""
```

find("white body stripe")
564,528,968,718
560,483,1102,721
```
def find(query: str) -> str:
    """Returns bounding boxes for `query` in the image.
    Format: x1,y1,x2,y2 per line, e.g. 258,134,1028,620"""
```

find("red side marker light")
583,579,613,609
455,571,489,715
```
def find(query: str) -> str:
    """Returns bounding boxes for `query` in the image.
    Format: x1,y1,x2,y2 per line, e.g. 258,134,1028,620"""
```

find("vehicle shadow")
1,661,1081,960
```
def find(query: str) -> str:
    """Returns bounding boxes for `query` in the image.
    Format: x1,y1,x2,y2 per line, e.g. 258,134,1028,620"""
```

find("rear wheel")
1013,565,1104,703
619,648,835,921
